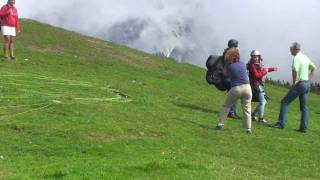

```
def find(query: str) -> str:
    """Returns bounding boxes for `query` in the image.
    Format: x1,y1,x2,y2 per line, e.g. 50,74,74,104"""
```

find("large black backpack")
205,55,230,91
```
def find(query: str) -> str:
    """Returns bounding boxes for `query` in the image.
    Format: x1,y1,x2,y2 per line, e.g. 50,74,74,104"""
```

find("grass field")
0,19,319,179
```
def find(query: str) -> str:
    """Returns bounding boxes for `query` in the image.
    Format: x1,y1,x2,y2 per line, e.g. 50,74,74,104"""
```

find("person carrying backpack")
248,50,277,123
205,39,241,119
223,39,240,119
215,47,252,133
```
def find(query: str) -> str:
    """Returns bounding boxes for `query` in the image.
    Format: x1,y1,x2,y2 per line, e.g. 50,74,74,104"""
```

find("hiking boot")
269,122,284,129
228,113,240,119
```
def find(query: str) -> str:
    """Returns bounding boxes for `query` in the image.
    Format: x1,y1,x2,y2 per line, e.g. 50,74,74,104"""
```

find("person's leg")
240,84,252,131
9,36,15,59
277,86,301,128
228,102,240,119
217,87,241,127
229,103,237,114
256,86,267,121
299,82,310,132
3,35,10,58
299,92,308,131
252,87,258,118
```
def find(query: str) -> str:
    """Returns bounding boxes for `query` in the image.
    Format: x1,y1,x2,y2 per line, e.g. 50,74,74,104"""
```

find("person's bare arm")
292,69,297,85
309,68,316,80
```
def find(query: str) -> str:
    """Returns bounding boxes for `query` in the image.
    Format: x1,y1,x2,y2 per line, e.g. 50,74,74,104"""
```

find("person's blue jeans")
278,81,310,130
253,85,267,119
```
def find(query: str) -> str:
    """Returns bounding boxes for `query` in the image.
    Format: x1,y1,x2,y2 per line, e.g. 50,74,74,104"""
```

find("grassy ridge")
0,19,319,179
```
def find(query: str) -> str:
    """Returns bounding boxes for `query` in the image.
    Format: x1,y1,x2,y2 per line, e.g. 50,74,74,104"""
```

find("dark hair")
228,39,238,48
290,42,301,51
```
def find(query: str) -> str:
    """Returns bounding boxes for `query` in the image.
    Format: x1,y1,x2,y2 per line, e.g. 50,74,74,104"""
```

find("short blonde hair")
224,47,240,64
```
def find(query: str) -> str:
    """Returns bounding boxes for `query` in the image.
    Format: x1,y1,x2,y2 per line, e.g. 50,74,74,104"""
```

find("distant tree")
264,77,320,94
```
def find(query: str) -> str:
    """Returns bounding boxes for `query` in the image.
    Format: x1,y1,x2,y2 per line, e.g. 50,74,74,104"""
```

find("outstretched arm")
249,63,268,78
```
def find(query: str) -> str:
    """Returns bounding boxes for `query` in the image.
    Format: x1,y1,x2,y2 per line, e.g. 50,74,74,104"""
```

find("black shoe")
246,129,252,134
215,125,223,130
269,122,284,129
228,113,240,119
297,129,307,133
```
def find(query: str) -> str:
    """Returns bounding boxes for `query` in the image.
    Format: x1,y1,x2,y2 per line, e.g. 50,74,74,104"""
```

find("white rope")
0,102,50,109
0,103,52,121
0,72,131,120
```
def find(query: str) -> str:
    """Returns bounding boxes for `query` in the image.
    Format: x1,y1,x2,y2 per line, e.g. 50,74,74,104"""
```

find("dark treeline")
265,77,320,94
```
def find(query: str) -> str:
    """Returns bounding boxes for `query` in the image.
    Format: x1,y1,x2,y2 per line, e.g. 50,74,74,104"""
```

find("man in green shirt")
271,42,317,133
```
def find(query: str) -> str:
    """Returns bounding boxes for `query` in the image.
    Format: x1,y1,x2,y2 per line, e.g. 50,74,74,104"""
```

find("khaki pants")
218,84,252,129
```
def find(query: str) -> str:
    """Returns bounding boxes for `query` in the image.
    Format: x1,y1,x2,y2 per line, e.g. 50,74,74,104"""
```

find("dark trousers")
278,81,310,130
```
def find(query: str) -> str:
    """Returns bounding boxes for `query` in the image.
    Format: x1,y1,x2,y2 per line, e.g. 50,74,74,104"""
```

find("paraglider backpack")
205,55,230,91
250,85,270,102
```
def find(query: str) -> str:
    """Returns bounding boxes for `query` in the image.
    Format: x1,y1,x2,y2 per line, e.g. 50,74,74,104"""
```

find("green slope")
0,19,319,179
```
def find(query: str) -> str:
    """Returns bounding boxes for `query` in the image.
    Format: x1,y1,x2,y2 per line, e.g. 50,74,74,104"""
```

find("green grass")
0,19,319,179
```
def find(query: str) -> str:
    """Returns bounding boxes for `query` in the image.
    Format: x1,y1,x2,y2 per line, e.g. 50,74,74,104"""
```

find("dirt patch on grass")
86,38,114,49
27,45,65,55
0,169,15,179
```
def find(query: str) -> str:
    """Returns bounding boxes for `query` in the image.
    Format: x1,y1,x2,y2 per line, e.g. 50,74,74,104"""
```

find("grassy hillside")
0,19,319,179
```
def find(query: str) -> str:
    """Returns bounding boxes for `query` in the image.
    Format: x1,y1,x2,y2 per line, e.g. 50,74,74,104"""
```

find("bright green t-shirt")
291,52,317,81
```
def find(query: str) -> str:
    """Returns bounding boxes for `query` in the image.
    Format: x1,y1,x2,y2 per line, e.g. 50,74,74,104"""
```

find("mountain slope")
0,19,319,179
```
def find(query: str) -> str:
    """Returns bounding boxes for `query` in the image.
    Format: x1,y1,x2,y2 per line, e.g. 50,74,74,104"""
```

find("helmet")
250,50,261,56
227,39,238,48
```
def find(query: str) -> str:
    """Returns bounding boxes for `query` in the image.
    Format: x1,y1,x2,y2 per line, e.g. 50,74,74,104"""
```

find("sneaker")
258,118,268,123
215,125,223,130
228,113,240,119
269,122,284,129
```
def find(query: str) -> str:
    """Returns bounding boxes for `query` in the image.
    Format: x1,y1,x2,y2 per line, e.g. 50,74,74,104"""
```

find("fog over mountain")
15,0,320,82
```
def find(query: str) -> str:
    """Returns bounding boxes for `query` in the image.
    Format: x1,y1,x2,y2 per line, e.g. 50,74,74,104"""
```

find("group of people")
215,39,317,134
0,1,317,134
0,0,20,60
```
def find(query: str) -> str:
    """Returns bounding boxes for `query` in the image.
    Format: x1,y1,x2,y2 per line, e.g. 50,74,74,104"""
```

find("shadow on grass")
129,161,194,172
173,118,214,130
173,102,219,115
44,171,67,179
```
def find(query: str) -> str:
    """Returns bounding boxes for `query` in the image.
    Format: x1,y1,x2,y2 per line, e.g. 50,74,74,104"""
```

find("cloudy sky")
11,0,320,82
